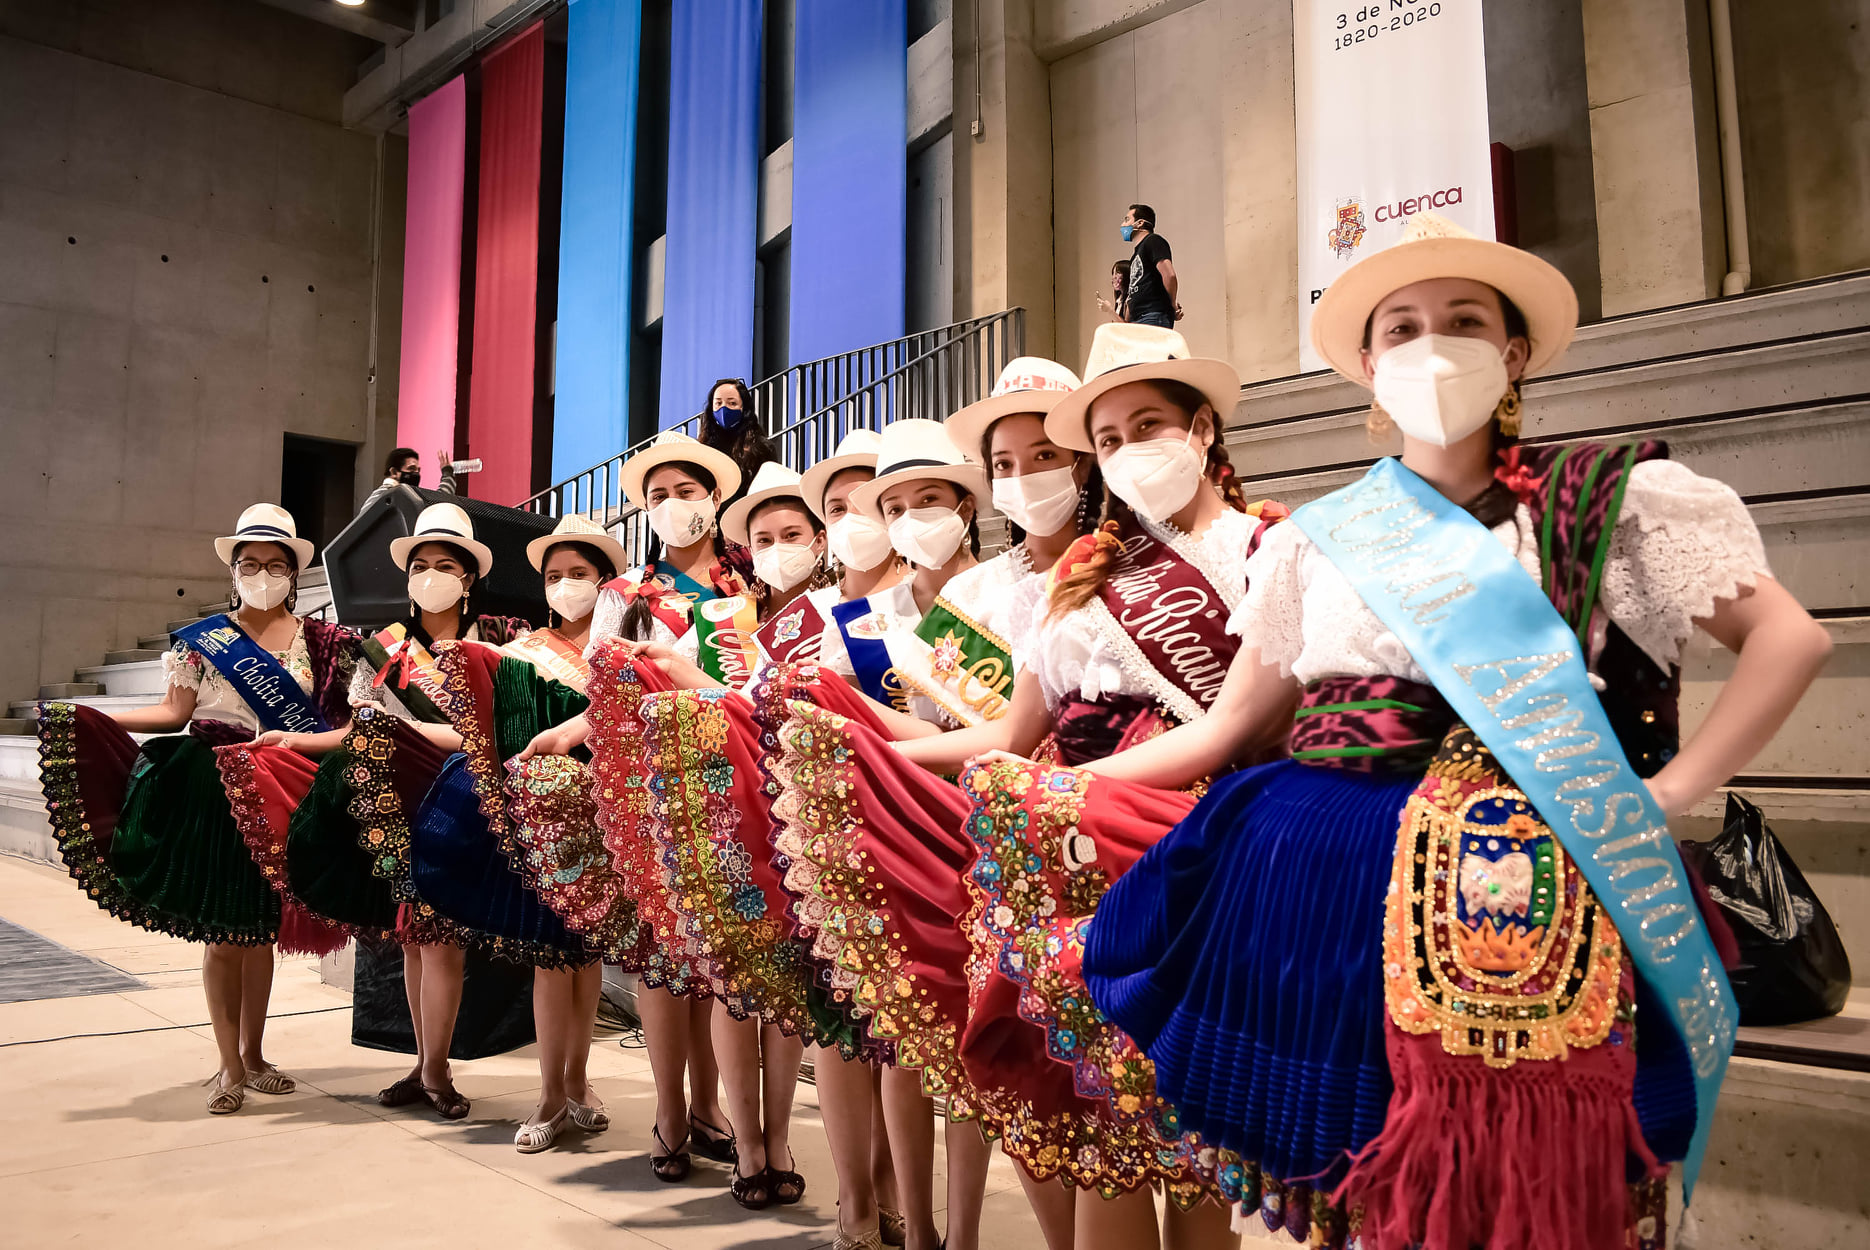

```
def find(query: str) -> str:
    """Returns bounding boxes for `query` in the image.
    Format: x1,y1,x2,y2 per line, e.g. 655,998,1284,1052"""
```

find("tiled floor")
0,854,1047,1249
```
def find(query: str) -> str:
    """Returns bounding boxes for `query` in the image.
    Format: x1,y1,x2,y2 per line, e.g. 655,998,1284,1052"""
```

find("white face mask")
1101,425,1207,523
408,569,466,614
827,514,894,572
753,542,821,593
991,466,1081,538
1371,334,1511,448
646,496,716,547
888,506,969,569
236,571,292,611
545,577,599,622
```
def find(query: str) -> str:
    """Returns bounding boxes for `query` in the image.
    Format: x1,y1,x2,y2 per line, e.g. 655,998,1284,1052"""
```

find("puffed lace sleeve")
1600,458,1771,669
816,611,856,677
584,585,629,658
162,640,204,692
674,624,700,665
347,660,380,708
1004,572,1049,676
1226,521,1309,679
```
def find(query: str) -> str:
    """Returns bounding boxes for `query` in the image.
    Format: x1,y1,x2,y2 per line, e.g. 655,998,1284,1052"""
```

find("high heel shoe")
730,1151,772,1210
650,1124,691,1182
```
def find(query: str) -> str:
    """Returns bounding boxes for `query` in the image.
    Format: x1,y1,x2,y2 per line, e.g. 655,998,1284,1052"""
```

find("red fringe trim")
1336,1027,1660,1250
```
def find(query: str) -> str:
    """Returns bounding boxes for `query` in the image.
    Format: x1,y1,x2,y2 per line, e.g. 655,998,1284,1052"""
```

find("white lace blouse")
586,573,702,665
1028,507,1264,713
162,622,314,734
1233,458,1771,685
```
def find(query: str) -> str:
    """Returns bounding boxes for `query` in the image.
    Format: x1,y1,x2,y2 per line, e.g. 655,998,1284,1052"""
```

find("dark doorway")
281,434,359,563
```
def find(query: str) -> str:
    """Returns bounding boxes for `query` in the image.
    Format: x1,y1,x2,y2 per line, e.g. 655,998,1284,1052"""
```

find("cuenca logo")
1373,185,1464,222
1327,198,1367,259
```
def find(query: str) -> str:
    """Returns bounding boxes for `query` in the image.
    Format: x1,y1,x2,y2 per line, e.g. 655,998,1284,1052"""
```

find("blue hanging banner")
1293,457,1736,1197
658,0,761,430
554,0,644,483
789,0,908,365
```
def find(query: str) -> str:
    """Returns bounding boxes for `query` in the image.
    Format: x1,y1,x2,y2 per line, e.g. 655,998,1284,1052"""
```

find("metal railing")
522,309,1025,566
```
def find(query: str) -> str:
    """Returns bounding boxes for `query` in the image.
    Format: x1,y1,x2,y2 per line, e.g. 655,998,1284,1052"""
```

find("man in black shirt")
1120,204,1180,328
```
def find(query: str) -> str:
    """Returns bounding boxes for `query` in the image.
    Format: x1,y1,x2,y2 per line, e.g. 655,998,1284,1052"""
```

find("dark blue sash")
174,614,330,735
830,597,896,705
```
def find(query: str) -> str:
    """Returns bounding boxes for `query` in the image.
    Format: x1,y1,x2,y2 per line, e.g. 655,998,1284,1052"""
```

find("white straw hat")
215,503,315,569
1310,212,1579,385
847,419,990,520
1043,324,1239,453
389,502,495,575
799,429,883,520
721,461,810,546
944,357,1083,462
525,513,628,576
620,430,743,511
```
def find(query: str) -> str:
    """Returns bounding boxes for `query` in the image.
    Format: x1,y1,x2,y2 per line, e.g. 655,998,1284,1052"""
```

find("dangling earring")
1494,387,1523,438
286,584,298,614
1366,399,1396,442
229,583,240,612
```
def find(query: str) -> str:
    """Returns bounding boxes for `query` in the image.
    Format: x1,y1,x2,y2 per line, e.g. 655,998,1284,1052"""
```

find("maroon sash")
1089,521,1243,723
753,594,829,667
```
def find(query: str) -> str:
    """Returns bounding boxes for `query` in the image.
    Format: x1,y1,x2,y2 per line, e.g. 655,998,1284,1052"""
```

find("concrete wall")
1733,0,1870,288
0,0,399,704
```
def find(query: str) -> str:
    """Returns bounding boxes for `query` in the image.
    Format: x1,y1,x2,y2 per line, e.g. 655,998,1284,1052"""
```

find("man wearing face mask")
365,447,458,510
1119,204,1180,329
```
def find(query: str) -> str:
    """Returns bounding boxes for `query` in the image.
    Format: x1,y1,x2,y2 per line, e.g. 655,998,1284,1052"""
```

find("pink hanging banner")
466,22,546,506
395,75,469,484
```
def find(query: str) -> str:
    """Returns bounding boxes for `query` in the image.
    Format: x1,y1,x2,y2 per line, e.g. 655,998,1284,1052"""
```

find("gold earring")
1494,388,1523,438
1366,400,1396,442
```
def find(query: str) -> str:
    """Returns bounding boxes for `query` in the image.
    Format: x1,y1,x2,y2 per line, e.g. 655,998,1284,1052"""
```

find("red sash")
601,570,695,638
753,594,829,667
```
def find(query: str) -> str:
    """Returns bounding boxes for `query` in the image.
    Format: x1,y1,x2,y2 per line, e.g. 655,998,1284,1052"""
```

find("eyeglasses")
234,559,293,578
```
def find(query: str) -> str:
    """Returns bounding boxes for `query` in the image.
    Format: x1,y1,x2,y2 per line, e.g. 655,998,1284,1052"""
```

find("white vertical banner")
1295,0,1495,372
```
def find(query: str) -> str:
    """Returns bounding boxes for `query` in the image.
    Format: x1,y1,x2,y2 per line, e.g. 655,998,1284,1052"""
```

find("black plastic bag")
1678,793,1851,1026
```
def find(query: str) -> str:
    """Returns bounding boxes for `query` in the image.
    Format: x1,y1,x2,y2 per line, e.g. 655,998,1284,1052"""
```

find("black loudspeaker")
325,485,557,631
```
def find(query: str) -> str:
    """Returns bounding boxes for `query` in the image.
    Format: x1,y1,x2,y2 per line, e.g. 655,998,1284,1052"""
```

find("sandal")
689,1112,736,1164
730,1153,772,1210
421,1082,471,1121
243,1064,296,1096
377,1072,424,1107
514,1102,569,1154
834,1230,884,1250
879,1208,906,1246
650,1124,691,1182
765,1150,806,1205
204,1071,245,1115
567,1096,609,1133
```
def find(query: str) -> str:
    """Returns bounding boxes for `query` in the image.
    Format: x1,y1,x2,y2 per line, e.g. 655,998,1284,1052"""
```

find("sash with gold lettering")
693,593,763,688
1071,517,1250,726
174,614,330,734
501,628,592,695
359,622,452,724
753,594,829,668
884,598,1015,728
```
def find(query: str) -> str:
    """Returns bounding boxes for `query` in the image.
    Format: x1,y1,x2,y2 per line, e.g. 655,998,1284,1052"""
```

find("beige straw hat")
1043,324,1239,453
944,356,1082,461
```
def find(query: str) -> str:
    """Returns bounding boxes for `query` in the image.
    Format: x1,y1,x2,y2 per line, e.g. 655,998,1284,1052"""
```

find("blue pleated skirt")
410,753,593,966
1083,759,1415,1183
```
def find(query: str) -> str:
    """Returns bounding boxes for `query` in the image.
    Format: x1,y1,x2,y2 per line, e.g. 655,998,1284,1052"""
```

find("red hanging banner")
466,23,545,506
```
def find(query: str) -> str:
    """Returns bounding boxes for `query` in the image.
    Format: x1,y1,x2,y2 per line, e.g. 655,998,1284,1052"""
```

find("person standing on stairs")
35,504,361,1115
697,378,781,506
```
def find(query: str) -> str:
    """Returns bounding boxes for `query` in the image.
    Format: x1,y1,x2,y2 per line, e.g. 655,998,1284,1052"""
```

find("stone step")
0,719,32,736
75,660,165,698
38,683,103,700
166,617,207,634
9,693,158,720
138,633,173,651
103,649,163,665
0,735,41,782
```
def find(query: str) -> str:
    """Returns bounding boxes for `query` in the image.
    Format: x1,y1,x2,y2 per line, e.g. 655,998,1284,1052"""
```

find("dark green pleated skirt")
284,746,402,931
112,735,280,945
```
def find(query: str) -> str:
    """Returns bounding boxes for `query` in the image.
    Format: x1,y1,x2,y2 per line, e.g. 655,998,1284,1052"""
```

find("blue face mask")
1120,224,1135,243
713,405,743,429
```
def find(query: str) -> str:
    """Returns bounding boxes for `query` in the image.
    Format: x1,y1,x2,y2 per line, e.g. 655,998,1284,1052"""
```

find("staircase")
0,568,334,863
1224,270,1870,1247
523,311,1027,562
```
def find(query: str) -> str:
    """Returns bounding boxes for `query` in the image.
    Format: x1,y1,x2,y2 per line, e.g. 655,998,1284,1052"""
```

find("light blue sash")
174,614,329,735
830,596,898,706
1294,458,1734,1195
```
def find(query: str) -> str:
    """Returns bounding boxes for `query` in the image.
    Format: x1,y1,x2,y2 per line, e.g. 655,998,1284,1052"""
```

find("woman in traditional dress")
799,334,1269,1250
37,504,358,1114
1062,214,1832,1250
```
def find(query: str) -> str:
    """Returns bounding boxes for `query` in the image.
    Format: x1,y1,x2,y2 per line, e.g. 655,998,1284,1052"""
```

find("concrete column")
1581,0,1727,315
953,0,1055,357
1215,1,1299,383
